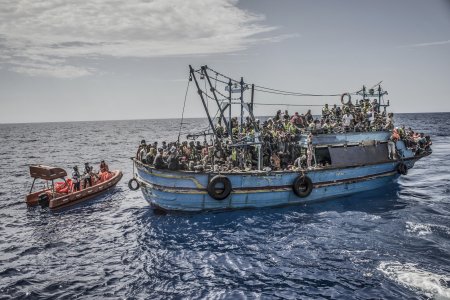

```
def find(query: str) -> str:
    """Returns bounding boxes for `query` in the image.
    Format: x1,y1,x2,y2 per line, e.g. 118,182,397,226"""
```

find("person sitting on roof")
322,104,330,119
305,109,314,123
274,109,282,121
290,112,303,128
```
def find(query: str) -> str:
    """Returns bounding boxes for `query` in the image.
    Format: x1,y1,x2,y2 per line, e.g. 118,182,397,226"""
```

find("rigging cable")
177,78,191,142
205,66,357,97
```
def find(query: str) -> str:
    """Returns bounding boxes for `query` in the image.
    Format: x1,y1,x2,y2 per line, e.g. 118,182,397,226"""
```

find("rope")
254,86,347,97
177,79,190,142
253,103,325,107
205,66,357,97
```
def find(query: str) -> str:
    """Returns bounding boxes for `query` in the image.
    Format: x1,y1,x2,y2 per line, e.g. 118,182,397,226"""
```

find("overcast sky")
1,0,449,123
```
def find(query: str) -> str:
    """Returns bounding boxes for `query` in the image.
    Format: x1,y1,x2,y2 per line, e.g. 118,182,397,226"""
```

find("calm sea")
0,113,449,299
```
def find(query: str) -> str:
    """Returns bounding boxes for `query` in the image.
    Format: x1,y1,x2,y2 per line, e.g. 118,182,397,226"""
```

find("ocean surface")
0,113,449,299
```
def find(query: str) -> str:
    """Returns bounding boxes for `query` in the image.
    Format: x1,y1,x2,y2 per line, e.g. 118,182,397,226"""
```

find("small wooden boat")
26,165,123,210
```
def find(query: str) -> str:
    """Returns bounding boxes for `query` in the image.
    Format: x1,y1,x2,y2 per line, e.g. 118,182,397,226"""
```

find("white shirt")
343,113,353,127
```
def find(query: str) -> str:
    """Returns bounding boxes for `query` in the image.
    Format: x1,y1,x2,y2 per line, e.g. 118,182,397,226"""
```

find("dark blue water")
0,113,449,299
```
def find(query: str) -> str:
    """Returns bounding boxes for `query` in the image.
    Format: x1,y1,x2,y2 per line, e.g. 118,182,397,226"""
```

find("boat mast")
250,84,255,114
228,79,233,142
202,66,229,133
240,77,244,134
189,65,217,139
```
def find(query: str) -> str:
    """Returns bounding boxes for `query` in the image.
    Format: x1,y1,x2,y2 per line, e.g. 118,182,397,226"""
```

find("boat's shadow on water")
24,188,126,243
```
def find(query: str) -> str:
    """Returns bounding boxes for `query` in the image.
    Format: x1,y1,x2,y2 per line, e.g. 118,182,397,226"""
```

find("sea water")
0,113,449,299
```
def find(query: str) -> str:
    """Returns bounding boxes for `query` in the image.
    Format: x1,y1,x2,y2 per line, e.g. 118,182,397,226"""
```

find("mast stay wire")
204,66,360,97
177,77,191,142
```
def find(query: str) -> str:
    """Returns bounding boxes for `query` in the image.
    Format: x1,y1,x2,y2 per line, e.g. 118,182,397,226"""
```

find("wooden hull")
26,170,123,210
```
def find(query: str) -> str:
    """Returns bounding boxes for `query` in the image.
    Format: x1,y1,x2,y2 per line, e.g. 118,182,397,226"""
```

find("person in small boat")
72,166,81,192
83,162,93,188
153,148,167,169
99,160,109,173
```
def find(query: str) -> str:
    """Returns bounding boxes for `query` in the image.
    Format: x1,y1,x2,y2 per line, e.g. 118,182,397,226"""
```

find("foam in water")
378,261,450,299
406,221,432,236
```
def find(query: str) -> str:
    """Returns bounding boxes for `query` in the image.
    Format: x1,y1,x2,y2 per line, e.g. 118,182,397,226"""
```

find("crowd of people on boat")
135,104,432,172
55,161,112,194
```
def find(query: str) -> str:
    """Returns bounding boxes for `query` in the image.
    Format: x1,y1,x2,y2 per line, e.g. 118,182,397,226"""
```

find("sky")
0,0,449,123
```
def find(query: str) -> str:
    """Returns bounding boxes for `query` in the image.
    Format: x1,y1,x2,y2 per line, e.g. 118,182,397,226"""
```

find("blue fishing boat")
129,65,431,212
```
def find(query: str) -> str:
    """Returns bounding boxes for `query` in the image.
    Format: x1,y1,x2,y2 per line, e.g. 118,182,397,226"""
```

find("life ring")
341,93,352,105
207,175,232,200
128,178,140,191
397,163,408,175
292,175,313,198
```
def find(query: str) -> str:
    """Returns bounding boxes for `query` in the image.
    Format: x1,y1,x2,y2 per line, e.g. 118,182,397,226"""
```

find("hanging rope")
177,78,191,142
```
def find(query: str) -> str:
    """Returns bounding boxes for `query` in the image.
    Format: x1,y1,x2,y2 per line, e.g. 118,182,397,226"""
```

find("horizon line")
1,111,449,125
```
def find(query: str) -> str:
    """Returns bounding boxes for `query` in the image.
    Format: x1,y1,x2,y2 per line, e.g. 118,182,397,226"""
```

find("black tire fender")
397,162,408,175
341,93,352,105
293,175,313,198
207,175,232,200
128,178,140,191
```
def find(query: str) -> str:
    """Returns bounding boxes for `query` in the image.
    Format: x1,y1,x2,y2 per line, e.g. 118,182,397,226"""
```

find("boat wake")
378,261,450,299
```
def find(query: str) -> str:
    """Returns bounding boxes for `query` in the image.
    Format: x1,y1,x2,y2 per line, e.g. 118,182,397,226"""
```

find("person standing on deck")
72,166,81,192
306,133,314,169
342,110,354,132
388,129,400,160
136,140,146,159
305,109,314,123
82,163,93,188
153,148,167,169
322,104,330,119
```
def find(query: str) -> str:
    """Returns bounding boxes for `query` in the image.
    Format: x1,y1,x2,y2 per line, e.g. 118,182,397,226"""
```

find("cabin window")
328,143,389,167
315,147,332,167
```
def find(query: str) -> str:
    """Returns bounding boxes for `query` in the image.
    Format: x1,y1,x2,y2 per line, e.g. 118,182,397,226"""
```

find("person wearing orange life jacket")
98,160,111,182
99,160,109,173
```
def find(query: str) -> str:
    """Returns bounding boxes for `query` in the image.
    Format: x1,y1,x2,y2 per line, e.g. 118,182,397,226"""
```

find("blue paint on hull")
141,172,400,212
134,158,419,212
